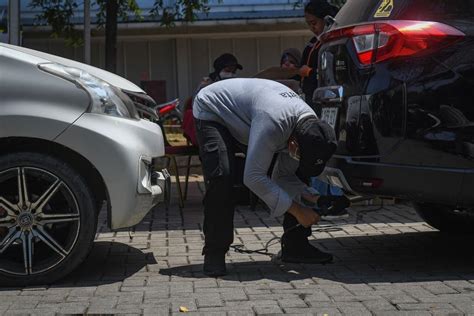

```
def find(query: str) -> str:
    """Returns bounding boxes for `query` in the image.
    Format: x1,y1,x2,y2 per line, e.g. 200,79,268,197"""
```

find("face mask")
219,71,236,80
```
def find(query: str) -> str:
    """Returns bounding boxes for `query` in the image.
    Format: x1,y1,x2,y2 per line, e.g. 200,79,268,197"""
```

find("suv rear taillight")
321,21,465,65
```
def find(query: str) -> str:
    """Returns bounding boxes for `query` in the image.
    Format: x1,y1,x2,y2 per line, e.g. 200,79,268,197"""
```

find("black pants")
195,119,311,255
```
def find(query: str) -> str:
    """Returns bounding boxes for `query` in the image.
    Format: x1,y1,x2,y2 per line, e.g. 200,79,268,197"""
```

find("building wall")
22,30,311,103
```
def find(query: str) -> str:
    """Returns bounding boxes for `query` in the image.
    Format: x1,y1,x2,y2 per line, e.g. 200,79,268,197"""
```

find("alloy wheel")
0,167,81,276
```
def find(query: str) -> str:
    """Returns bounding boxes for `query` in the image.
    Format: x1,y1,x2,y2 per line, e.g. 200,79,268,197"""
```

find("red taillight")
321,20,465,65
357,178,384,189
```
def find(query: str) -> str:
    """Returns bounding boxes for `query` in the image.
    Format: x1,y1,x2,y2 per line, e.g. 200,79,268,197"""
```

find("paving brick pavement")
1,175,474,315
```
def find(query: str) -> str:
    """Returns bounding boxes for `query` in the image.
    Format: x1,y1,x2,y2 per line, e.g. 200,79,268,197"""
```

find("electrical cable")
230,223,344,257
230,195,388,257
230,223,304,256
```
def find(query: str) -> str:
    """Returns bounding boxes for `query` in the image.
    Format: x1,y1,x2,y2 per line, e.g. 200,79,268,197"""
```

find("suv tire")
414,203,474,234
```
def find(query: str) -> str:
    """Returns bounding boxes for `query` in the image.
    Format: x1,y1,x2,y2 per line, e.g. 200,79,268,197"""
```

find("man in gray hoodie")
194,78,338,277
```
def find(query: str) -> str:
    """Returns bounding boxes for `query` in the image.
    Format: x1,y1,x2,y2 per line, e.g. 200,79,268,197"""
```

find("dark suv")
314,0,474,232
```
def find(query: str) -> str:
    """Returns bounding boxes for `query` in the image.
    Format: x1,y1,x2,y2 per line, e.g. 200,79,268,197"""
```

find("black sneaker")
203,253,227,277
281,242,333,264
321,208,349,220
317,195,351,219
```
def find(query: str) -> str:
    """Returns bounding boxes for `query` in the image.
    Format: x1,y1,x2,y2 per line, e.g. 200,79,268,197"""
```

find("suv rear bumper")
320,155,466,205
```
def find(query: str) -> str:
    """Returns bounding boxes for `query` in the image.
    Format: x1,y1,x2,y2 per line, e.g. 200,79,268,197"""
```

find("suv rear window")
335,0,474,27
396,0,474,20
334,0,378,26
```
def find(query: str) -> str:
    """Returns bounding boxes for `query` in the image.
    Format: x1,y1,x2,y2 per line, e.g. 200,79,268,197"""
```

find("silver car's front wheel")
0,152,97,285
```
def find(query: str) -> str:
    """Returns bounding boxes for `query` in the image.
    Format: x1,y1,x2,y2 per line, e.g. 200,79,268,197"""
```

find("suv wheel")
0,152,97,286
414,203,474,234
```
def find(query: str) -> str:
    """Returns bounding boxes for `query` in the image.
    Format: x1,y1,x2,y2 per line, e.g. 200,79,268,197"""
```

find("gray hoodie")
193,78,317,217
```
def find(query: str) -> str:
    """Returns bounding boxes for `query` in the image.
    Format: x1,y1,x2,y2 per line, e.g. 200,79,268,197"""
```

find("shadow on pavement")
60,241,156,286
0,241,155,290
159,231,474,284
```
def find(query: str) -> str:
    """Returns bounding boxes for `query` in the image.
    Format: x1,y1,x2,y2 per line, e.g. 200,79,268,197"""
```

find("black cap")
294,117,337,177
213,53,243,73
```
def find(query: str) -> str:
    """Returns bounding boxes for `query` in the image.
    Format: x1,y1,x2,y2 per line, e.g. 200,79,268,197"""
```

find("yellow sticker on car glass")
374,0,394,18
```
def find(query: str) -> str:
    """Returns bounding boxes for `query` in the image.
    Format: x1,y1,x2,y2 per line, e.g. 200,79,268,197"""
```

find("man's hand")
288,202,320,228
301,192,320,206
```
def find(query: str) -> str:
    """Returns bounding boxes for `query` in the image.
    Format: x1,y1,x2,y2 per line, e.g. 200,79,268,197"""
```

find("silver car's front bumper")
55,113,168,229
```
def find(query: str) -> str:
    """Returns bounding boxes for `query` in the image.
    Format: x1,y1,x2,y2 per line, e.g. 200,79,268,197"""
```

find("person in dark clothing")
183,53,244,150
280,48,303,84
196,53,243,92
299,0,346,210
280,48,302,70
300,0,339,113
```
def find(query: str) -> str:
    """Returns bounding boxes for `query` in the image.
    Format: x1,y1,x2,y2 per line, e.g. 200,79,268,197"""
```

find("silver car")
0,43,169,285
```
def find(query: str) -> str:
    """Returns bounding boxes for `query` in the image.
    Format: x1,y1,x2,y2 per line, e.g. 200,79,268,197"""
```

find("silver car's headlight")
39,63,138,119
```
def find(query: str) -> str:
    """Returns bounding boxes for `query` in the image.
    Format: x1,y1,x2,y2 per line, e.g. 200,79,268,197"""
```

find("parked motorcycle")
133,97,181,126
155,98,183,134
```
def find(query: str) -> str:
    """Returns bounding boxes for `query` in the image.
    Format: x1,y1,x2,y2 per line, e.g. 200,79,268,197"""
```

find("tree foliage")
150,0,212,26
294,0,347,10
29,0,214,46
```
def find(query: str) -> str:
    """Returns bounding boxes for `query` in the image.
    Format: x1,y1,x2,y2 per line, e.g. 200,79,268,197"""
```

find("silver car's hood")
0,43,144,93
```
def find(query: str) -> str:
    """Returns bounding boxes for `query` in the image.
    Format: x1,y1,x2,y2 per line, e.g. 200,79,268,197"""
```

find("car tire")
0,152,97,286
414,203,474,234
